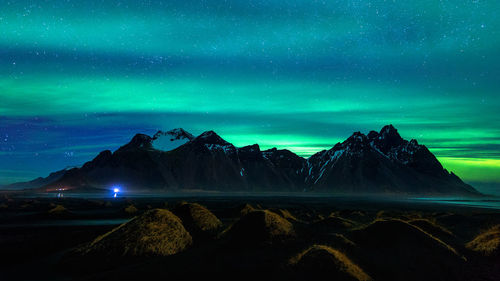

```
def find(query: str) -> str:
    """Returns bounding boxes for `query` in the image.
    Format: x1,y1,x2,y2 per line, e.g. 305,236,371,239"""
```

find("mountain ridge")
5,125,479,195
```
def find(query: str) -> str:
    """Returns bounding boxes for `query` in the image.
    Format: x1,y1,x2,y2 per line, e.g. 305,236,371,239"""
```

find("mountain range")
6,126,479,195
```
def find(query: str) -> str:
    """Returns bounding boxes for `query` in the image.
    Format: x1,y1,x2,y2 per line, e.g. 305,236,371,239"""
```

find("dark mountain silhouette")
41,129,306,192
9,125,479,195
304,125,477,194
3,168,69,190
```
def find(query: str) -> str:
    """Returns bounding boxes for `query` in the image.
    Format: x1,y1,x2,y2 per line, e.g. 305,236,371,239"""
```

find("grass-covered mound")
47,204,72,217
48,204,67,213
313,214,355,230
172,202,222,238
238,203,257,216
225,210,295,245
408,218,456,244
348,219,465,281
337,210,367,219
270,208,299,222
124,204,138,215
466,225,500,257
77,209,192,258
289,245,371,281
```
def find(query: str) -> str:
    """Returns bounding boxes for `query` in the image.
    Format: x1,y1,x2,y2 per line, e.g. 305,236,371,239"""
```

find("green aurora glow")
0,1,499,192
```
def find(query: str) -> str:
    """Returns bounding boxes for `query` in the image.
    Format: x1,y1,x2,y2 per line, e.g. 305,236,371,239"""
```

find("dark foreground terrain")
0,193,499,281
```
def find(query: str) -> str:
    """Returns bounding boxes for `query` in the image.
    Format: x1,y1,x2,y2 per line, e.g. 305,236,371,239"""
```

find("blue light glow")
111,186,121,198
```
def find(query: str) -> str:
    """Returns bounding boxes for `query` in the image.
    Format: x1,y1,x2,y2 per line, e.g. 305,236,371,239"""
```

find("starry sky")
1,1,499,193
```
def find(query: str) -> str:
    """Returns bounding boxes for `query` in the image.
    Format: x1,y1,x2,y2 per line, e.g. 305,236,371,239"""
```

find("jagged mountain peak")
263,147,294,156
337,131,371,155
117,133,153,152
151,128,194,151
239,144,261,152
368,125,406,155
187,130,237,155
366,125,403,140
302,124,478,194
117,129,197,153
130,133,152,144
332,125,423,163
345,131,369,144
194,130,231,145
153,128,194,141
198,130,218,137
380,124,397,134
379,124,404,142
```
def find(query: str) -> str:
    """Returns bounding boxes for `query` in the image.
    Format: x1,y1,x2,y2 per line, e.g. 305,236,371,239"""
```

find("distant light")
113,188,120,193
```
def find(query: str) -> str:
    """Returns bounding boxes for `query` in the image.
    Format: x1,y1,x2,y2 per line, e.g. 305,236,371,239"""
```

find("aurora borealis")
0,1,499,193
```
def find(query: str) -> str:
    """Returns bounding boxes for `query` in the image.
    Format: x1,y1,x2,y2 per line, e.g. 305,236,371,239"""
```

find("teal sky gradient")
0,1,499,193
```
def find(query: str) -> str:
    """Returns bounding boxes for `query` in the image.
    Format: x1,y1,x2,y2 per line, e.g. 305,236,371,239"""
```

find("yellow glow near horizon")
438,157,500,183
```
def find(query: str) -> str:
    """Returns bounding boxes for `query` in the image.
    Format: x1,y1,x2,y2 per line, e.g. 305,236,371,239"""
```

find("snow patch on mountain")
151,128,194,151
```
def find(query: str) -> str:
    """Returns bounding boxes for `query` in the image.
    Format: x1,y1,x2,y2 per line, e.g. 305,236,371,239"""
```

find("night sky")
1,1,499,193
